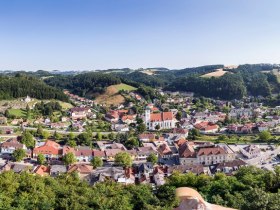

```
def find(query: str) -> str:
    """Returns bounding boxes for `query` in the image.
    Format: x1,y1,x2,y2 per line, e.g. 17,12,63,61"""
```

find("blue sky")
0,0,280,70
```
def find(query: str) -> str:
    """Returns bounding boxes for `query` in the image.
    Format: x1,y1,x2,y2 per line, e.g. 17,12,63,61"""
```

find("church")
145,107,176,130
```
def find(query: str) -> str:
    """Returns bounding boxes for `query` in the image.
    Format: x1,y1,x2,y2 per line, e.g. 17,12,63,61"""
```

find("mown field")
113,83,137,91
8,109,27,118
201,68,230,78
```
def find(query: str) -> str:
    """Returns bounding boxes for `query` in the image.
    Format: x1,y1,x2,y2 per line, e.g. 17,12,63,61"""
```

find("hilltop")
5,63,280,101
94,83,137,105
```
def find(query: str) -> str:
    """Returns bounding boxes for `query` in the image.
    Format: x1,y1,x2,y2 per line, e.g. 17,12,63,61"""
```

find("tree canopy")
91,157,103,169
0,75,68,101
12,149,26,162
115,152,132,168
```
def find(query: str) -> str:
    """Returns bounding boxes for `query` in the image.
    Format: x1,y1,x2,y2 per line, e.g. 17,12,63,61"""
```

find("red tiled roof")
121,115,136,121
175,139,187,147
34,165,50,176
150,112,173,122
70,107,90,112
202,125,218,131
151,107,159,112
139,133,155,140
44,140,60,149
34,140,61,155
1,138,24,149
75,148,92,157
178,143,196,158
62,146,75,155
197,147,226,156
106,110,119,119
173,128,188,134
105,149,122,157
92,150,106,157
194,122,218,131
68,164,92,174
157,143,172,155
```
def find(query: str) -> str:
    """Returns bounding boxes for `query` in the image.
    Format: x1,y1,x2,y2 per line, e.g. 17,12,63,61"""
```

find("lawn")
8,108,36,119
114,83,137,92
58,101,73,110
8,109,27,118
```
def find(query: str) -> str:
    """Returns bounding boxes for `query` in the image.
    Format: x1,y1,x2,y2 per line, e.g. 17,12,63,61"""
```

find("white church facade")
145,108,176,130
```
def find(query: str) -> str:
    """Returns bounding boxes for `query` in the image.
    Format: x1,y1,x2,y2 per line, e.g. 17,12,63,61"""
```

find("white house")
0,138,27,154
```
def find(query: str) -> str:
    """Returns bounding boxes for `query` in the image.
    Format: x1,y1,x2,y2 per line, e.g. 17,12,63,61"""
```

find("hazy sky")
1,0,280,71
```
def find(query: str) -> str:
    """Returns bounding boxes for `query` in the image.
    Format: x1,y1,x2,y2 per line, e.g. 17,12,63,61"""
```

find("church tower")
145,108,151,126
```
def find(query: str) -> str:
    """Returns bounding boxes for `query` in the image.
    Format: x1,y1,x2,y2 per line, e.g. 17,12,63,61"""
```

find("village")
0,89,280,188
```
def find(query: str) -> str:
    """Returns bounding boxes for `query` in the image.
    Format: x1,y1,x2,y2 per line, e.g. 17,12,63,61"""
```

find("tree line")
45,72,121,98
165,70,279,100
0,75,68,101
0,166,279,209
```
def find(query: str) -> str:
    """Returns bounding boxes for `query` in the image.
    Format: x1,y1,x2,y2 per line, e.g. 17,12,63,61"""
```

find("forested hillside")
45,72,121,98
165,73,247,100
0,75,68,101
40,63,280,100
165,64,280,100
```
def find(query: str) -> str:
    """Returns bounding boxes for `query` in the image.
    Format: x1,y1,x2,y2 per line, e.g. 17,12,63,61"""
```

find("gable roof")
44,140,60,149
70,107,90,112
68,164,93,174
75,146,93,157
172,128,188,134
216,159,246,170
197,147,226,156
178,142,196,158
34,165,50,176
1,138,24,149
92,150,106,157
62,146,75,155
34,140,61,155
150,112,173,122
105,149,122,157
157,143,172,156
139,133,155,140
168,164,206,175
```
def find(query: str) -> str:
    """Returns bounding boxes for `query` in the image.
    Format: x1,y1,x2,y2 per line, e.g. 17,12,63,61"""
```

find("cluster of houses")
3,90,280,137
0,123,258,186
64,90,94,106
2,91,280,186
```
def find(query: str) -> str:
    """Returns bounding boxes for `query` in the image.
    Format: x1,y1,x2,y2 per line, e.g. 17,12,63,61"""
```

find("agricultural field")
201,68,230,78
113,83,137,91
141,69,156,75
272,69,280,83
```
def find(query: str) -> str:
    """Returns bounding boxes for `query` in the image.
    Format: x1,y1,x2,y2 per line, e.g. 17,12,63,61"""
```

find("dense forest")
0,166,279,210
8,64,279,101
119,64,280,100
0,75,68,101
45,72,121,98
165,73,247,100
164,64,280,100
